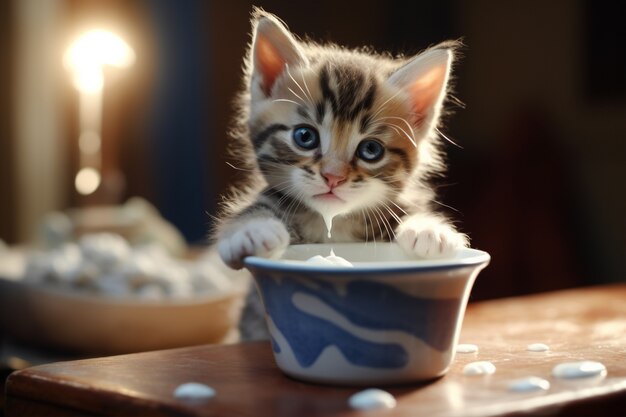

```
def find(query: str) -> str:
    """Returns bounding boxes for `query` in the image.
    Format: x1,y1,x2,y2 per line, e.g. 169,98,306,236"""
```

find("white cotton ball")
23,252,53,283
135,243,169,263
39,211,73,248
66,259,101,288
80,233,131,271
136,283,166,300
116,252,161,289
48,244,83,284
94,273,130,297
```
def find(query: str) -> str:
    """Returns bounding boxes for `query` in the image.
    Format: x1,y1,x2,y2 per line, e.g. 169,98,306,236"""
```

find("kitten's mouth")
313,191,345,203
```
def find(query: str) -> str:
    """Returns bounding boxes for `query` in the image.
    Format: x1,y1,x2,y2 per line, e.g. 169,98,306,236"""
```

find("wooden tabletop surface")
6,284,626,417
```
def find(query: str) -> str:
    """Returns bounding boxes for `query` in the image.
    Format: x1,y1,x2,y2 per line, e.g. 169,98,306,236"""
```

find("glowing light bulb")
75,167,101,195
64,30,135,93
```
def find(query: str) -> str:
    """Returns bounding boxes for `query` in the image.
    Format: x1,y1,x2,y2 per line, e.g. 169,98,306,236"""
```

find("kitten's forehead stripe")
359,113,372,134
319,66,338,114
349,80,376,123
319,65,377,123
253,124,289,150
297,105,312,121
334,66,363,121
315,101,325,124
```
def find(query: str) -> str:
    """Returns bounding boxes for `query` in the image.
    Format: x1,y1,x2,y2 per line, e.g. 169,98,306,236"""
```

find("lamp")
64,30,135,196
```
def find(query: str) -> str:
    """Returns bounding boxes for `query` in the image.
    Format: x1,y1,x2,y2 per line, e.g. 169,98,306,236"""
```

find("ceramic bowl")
244,243,490,385
0,249,248,355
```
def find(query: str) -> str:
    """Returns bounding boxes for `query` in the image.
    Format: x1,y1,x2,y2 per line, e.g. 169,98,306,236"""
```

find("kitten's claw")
218,218,290,269
396,224,467,259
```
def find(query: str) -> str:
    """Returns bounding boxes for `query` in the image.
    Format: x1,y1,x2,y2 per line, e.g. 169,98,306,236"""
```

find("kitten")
214,9,468,339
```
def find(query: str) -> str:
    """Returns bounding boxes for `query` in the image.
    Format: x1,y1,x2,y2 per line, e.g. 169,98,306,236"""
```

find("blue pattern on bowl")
255,273,460,369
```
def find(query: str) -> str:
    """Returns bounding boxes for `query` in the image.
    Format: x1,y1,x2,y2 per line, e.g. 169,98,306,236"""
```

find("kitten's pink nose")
322,172,346,189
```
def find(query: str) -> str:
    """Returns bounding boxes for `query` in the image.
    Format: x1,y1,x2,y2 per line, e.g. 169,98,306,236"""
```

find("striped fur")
215,8,468,261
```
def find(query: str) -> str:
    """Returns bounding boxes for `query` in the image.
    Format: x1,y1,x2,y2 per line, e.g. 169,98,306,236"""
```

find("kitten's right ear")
250,11,308,97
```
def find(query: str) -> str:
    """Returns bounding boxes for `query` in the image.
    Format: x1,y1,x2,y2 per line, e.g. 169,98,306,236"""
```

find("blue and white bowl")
244,243,490,385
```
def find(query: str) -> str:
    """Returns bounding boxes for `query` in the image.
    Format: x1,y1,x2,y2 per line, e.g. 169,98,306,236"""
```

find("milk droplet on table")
508,376,551,392
463,361,496,375
527,343,550,352
174,382,216,400
348,389,397,410
456,343,479,353
552,361,607,379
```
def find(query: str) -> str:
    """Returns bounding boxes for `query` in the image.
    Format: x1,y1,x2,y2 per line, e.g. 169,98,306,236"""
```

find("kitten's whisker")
369,89,404,123
360,209,369,244
226,161,255,172
377,122,417,148
432,199,462,214
281,187,306,227
274,183,299,205
272,98,300,106
379,116,417,145
367,207,384,245
386,199,409,217
372,206,390,240
285,64,314,105
374,205,397,241
364,208,377,249
299,70,314,106
266,181,298,198
278,190,299,223
287,87,307,106
380,201,403,225
435,127,463,149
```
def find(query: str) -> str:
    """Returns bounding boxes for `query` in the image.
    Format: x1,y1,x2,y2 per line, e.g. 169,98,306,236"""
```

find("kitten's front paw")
218,218,290,269
396,224,468,259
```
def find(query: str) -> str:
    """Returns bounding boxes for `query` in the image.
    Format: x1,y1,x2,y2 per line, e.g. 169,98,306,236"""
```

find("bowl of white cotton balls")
244,243,490,385
0,233,248,354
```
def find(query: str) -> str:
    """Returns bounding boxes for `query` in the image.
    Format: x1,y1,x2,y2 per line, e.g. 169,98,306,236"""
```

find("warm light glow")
75,167,101,195
79,131,101,154
64,30,135,93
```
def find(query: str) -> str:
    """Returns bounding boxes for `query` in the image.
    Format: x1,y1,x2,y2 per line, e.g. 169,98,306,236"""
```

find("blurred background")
0,0,624,302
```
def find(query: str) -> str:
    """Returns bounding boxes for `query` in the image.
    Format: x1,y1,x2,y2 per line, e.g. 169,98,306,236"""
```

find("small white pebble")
456,343,479,353
527,343,550,352
508,376,551,392
552,361,607,379
349,389,396,410
174,382,216,400
463,361,496,376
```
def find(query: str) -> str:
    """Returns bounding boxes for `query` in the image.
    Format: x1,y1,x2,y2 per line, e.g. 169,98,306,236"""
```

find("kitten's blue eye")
292,126,319,150
357,139,385,162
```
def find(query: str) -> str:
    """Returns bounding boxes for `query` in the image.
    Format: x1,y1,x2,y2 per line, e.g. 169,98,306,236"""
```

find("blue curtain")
148,0,214,243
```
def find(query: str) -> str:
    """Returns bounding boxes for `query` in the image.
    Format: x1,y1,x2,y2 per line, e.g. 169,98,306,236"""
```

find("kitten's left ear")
250,11,308,97
388,45,455,130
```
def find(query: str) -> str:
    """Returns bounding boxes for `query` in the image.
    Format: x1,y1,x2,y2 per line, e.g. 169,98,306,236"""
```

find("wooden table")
5,284,626,417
